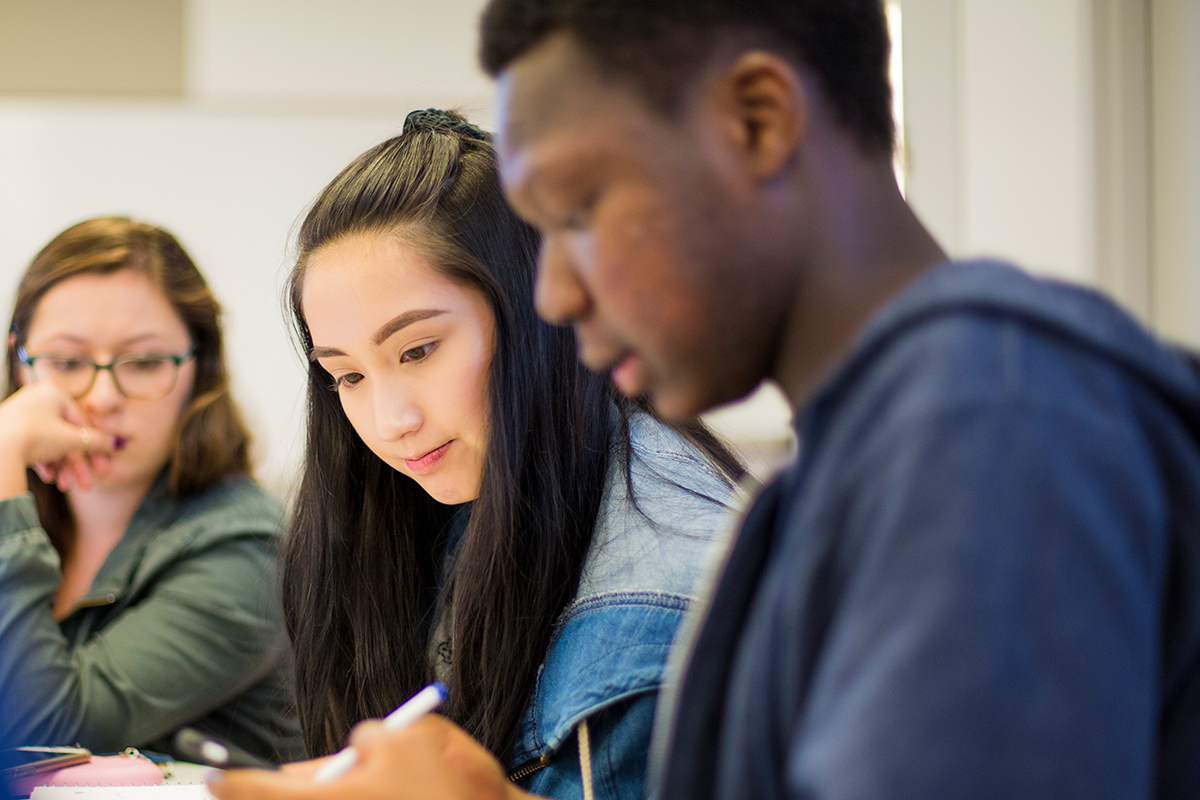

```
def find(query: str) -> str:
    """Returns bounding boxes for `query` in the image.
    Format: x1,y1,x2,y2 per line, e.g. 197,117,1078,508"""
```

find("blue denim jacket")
512,414,737,800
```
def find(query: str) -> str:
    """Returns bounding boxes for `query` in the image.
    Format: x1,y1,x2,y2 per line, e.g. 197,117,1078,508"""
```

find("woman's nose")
80,367,125,413
373,383,422,443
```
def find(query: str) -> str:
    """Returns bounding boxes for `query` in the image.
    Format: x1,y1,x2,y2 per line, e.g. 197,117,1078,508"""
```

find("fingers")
27,424,116,468
32,463,56,484
348,715,454,761
279,755,334,779
71,426,118,458
347,719,389,749
67,450,93,491
0,385,119,472
210,718,523,800
30,429,117,492
355,717,517,800
89,451,113,477
207,768,330,800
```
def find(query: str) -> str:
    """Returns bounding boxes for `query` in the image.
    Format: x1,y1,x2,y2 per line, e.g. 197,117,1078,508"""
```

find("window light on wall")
887,0,908,197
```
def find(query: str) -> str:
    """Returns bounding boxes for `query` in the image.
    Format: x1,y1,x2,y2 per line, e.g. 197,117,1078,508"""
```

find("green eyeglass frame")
16,344,197,400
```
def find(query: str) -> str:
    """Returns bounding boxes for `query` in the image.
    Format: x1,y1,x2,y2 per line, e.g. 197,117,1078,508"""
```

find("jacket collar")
78,470,178,606
510,592,692,768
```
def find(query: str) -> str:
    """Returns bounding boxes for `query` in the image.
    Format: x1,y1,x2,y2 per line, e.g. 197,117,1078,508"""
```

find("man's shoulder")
806,260,1200,454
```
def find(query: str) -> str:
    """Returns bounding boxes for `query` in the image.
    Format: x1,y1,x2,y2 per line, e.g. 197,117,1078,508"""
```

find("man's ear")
708,51,806,183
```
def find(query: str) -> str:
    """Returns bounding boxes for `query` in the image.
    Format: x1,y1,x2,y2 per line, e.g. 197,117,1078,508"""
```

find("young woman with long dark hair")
0,217,301,761
279,109,742,798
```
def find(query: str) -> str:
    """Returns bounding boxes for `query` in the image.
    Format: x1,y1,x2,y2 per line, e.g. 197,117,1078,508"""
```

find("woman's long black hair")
282,110,742,761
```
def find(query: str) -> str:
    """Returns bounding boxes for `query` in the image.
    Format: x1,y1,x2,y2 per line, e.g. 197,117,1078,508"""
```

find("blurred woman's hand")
0,382,115,497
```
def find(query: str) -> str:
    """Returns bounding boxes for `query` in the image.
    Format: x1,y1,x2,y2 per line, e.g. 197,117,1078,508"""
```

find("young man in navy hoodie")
210,1,1200,798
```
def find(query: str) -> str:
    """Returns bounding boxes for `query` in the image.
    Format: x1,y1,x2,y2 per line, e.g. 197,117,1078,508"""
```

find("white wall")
0,1,504,497
902,0,1099,285
0,103,405,496
1150,0,1200,349
961,0,1096,283
902,0,1200,348
186,0,494,121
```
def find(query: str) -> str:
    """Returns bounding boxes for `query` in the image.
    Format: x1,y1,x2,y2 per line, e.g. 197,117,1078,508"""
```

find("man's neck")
773,154,946,410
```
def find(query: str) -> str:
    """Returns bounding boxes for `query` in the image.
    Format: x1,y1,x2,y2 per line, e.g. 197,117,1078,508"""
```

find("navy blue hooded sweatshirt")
656,261,1200,800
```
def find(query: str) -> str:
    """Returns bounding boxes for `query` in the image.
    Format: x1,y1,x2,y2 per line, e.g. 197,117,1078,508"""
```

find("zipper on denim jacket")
508,753,550,782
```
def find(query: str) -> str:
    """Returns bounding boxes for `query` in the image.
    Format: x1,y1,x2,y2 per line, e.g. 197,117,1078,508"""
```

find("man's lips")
576,331,650,396
609,352,648,396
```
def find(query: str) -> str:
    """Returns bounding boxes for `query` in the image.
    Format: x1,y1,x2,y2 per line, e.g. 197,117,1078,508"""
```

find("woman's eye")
400,343,436,364
331,372,364,391
122,357,169,374
47,357,87,373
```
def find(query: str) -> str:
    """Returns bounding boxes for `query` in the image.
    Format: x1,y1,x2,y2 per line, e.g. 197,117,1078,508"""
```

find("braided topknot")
403,108,490,142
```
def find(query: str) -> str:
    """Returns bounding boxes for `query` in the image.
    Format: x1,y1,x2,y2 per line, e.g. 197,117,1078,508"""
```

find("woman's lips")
405,441,452,475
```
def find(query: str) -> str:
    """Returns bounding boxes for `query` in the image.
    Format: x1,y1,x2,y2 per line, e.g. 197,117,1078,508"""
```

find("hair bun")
403,108,489,142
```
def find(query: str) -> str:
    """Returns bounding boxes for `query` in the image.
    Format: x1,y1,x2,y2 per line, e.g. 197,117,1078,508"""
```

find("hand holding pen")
312,682,447,782
205,701,541,800
189,683,446,780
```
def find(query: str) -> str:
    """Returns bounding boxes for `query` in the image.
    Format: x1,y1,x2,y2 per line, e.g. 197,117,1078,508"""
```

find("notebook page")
30,786,212,799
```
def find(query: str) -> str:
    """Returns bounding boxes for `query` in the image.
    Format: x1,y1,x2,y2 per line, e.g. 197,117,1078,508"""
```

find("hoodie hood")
806,259,1200,436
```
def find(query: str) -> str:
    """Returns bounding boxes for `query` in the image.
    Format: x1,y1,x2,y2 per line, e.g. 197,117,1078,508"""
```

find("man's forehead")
495,31,631,155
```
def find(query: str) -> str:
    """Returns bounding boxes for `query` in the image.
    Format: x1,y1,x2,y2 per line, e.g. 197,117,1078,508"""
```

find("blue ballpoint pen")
312,682,448,783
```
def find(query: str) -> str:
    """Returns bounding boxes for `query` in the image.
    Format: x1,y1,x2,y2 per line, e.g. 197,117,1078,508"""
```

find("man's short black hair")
480,0,895,155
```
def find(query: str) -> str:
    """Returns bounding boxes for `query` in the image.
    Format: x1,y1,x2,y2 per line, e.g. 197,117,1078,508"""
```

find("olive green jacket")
0,474,303,762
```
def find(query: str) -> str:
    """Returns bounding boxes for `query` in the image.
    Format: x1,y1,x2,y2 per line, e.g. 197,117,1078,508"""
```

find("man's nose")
534,235,592,326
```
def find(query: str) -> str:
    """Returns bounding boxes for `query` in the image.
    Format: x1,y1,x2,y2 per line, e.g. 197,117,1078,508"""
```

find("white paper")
30,786,213,799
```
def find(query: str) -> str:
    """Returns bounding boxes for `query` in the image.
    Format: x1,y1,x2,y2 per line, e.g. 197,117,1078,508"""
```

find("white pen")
312,682,448,783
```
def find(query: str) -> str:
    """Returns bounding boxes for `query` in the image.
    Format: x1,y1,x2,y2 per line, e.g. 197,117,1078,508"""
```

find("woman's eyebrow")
309,345,346,361
371,309,447,345
308,309,448,361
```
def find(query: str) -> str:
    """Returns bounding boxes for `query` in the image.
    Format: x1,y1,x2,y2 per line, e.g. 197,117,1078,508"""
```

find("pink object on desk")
13,753,165,795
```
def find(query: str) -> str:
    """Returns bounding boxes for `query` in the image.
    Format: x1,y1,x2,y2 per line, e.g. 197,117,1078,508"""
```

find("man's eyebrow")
308,309,448,361
372,309,447,345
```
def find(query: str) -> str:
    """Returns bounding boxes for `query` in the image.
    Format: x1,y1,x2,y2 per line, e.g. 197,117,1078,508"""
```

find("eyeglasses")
16,345,196,400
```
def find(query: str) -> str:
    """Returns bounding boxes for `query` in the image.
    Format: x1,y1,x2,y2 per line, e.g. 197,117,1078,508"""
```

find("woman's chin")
79,462,159,494
407,474,478,506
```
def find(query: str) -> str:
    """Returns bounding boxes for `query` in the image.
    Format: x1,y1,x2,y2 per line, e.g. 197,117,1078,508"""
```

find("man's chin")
639,385,717,422
643,375,761,422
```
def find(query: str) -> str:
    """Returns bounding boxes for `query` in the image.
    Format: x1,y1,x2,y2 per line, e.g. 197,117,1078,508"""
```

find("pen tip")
432,682,448,699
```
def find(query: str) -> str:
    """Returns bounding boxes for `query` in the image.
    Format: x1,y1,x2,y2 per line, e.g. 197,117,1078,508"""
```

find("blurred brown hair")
4,216,252,547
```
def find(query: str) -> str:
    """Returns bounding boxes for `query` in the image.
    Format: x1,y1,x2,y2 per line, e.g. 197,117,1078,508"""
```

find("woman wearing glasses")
0,217,302,761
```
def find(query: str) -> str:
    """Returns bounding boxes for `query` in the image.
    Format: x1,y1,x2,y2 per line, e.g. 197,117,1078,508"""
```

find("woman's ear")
708,51,807,183
9,333,30,387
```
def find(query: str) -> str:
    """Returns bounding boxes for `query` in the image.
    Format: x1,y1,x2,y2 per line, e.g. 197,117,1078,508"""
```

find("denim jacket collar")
509,414,736,768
